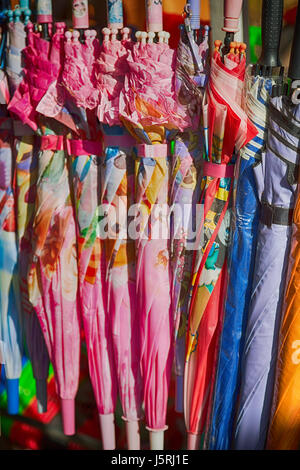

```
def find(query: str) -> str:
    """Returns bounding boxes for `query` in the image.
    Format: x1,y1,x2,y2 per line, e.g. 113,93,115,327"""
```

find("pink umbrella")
9,19,82,436
119,1,188,450
39,5,119,448
95,1,143,450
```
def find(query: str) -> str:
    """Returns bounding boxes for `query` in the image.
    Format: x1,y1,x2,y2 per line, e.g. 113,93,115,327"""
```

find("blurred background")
0,0,297,451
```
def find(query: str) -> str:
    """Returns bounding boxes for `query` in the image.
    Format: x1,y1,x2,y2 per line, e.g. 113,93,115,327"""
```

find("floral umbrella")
171,4,209,413
95,1,143,450
119,12,188,448
9,22,81,435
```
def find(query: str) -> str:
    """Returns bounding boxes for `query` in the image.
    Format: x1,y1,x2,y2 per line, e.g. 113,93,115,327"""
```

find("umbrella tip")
147,31,155,44
102,27,111,42
111,28,118,41
214,40,222,52
99,414,116,450
135,31,142,42
72,30,80,43
121,27,131,41
65,30,72,42
164,31,170,44
140,31,148,45
157,31,165,44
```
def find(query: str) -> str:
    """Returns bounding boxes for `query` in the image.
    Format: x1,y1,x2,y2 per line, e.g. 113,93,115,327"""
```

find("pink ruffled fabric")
96,39,131,126
8,29,63,130
119,41,189,132
61,38,99,110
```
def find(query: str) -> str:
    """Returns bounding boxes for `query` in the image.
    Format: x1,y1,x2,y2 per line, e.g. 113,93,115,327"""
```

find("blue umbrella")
207,0,284,449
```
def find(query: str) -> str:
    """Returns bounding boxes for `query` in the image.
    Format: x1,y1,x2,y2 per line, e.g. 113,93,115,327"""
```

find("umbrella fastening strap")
203,161,235,179
137,144,168,159
260,201,294,228
37,135,103,156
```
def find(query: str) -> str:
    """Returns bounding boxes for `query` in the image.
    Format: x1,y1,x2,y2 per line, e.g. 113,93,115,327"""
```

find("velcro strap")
203,161,235,178
38,135,65,151
137,143,168,158
67,139,103,156
261,201,294,227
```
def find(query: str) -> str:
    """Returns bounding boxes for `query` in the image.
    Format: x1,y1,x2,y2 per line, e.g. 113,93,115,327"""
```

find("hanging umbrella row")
2,0,300,452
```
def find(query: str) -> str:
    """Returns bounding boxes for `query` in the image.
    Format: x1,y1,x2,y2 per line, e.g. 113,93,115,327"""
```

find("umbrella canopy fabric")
233,95,300,450
208,70,273,450
6,19,26,94
0,69,23,414
9,24,82,435
184,49,257,447
266,110,300,448
171,21,209,412
119,36,187,435
96,31,143,429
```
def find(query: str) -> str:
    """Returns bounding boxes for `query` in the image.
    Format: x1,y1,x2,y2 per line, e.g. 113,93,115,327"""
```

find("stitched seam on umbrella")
267,142,299,186
268,127,300,154
269,102,300,137
235,367,269,434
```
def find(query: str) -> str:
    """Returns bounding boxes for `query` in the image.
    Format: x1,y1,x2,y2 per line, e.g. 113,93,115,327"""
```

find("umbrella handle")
222,0,243,55
107,0,123,30
36,0,52,24
288,1,300,83
72,0,89,30
187,0,201,31
258,0,283,68
145,0,163,33
222,0,243,34
37,0,52,40
19,0,30,8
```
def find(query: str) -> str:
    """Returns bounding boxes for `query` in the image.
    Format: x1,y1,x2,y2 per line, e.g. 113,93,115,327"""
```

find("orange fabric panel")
267,195,300,450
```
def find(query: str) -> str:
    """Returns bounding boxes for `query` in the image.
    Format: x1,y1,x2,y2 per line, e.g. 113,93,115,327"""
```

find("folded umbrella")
0,67,23,416
6,5,51,415
208,0,284,450
266,3,300,450
233,19,300,451
184,15,258,448
9,17,82,436
0,3,24,415
96,0,143,450
171,0,209,413
119,0,187,449
50,9,119,448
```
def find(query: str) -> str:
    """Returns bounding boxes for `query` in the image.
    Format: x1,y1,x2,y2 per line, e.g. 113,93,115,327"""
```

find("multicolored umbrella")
119,0,187,449
9,17,82,436
96,0,143,450
184,32,257,449
0,3,24,416
171,1,209,413
0,68,22,416
208,0,284,450
6,4,51,415
266,4,300,450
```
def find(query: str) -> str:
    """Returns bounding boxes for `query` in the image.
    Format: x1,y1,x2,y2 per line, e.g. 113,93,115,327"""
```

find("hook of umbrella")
214,39,247,65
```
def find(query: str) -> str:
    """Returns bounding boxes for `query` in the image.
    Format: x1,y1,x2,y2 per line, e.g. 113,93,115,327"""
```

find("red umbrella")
184,32,257,449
